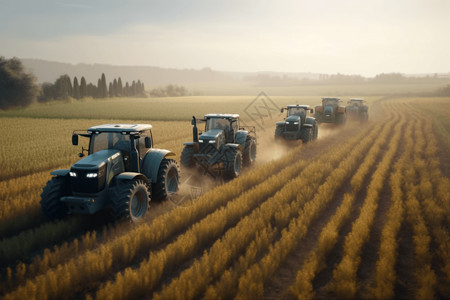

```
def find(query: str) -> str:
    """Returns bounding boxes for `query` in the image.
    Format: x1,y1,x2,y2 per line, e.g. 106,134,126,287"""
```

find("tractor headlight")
199,139,204,143
69,171,77,177
208,140,216,143
293,122,299,125
86,173,98,178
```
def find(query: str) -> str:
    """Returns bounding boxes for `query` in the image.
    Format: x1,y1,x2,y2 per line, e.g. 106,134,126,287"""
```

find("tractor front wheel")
301,127,313,143
152,159,179,201
180,146,196,169
224,148,242,179
109,179,150,222
243,137,256,167
40,176,69,220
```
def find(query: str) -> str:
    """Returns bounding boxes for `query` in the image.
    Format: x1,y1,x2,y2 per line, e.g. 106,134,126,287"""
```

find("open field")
0,96,449,299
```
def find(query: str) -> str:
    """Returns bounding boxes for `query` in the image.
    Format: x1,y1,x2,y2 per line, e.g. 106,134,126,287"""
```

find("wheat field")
0,96,449,299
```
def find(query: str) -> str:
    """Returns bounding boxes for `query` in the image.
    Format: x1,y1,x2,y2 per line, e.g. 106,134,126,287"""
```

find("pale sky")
1,0,449,76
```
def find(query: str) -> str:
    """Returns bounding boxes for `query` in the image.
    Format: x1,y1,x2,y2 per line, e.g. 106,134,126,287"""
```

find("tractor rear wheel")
152,159,179,201
180,146,196,169
40,176,69,220
224,148,242,179
109,179,150,222
243,137,256,167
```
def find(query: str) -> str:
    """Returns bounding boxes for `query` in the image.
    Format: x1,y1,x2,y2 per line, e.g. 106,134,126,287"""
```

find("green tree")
54,74,72,99
101,73,107,98
73,76,80,99
80,76,87,98
0,57,39,110
118,77,123,96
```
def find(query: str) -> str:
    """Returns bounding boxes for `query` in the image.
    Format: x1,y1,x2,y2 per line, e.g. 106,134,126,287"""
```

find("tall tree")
80,76,87,98
54,74,72,99
101,73,107,98
112,78,118,97
96,78,102,98
118,77,123,96
73,76,80,99
0,57,39,109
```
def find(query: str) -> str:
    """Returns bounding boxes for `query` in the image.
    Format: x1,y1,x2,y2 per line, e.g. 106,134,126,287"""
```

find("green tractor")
314,97,347,125
180,114,257,180
40,124,179,222
346,98,369,122
275,105,318,143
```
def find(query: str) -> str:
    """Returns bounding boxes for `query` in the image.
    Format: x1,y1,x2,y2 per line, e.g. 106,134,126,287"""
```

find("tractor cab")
347,98,366,107
72,124,153,172
200,114,240,145
281,105,313,124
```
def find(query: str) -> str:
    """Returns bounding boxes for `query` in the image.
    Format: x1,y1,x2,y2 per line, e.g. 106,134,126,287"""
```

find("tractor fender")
235,131,249,148
141,149,176,183
337,106,346,113
304,117,316,127
276,121,286,126
183,142,197,147
315,106,323,113
114,172,149,184
50,169,70,177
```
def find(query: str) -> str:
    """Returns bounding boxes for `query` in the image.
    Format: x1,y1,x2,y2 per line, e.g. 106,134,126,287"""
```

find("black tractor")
314,97,347,125
275,105,318,143
346,98,369,122
40,124,179,222
180,114,256,180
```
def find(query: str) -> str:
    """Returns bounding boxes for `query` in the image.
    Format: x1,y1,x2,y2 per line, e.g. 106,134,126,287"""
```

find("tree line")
38,73,146,102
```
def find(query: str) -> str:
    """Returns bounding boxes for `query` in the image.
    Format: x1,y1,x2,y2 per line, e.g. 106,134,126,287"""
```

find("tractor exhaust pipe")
192,116,198,142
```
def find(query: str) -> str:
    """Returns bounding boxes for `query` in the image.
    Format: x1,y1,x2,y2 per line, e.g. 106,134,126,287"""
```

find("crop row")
2,121,374,299
287,103,402,299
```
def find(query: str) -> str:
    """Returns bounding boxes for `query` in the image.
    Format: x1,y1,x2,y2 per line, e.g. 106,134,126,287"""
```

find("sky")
1,0,449,77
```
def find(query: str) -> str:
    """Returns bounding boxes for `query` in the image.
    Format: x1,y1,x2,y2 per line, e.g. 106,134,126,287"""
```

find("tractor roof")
204,113,240,119
88,124,152,133
349,98,365,102
322,97,340,101
287,104,310,108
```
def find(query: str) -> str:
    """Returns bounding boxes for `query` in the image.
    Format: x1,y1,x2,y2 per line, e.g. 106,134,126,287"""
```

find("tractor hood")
72,149,120,170
324,106,335,115
199,129,223,141
285,115,301,123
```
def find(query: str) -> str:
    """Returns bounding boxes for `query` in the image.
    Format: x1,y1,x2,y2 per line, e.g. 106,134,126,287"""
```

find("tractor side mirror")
310,108,314,113
72,134,78,146
281,108,284,113
145,136,152,148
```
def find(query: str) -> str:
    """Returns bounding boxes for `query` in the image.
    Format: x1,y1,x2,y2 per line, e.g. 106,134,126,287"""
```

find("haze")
1,0,449,77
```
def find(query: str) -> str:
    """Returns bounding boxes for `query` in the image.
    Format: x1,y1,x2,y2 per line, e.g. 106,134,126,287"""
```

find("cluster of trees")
149,84,189,97
0,57,39,110
38,73,146,102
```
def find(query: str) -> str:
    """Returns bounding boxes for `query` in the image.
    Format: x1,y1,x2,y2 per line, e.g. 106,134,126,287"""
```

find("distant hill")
20,58,321,88
20,58,237,87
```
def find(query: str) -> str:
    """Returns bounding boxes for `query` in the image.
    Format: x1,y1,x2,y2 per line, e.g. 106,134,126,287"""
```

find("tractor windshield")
323,99,338,106
89,132,131,154
287,107,306,117
205,118,230,131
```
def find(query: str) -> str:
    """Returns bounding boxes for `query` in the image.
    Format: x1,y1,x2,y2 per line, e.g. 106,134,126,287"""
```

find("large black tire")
152,159,179,201
180,146,196,169
40,176,69,220
223,148,242,179
109,179,150,222
301,127,313,143
243,137,256,167
313,121,318,140
274,126,284,139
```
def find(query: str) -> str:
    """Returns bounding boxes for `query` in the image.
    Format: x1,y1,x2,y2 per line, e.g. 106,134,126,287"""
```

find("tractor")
275,104,318,143
40,124,179,222
180,114,256,180
314,97,347,125
346,98,369,122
